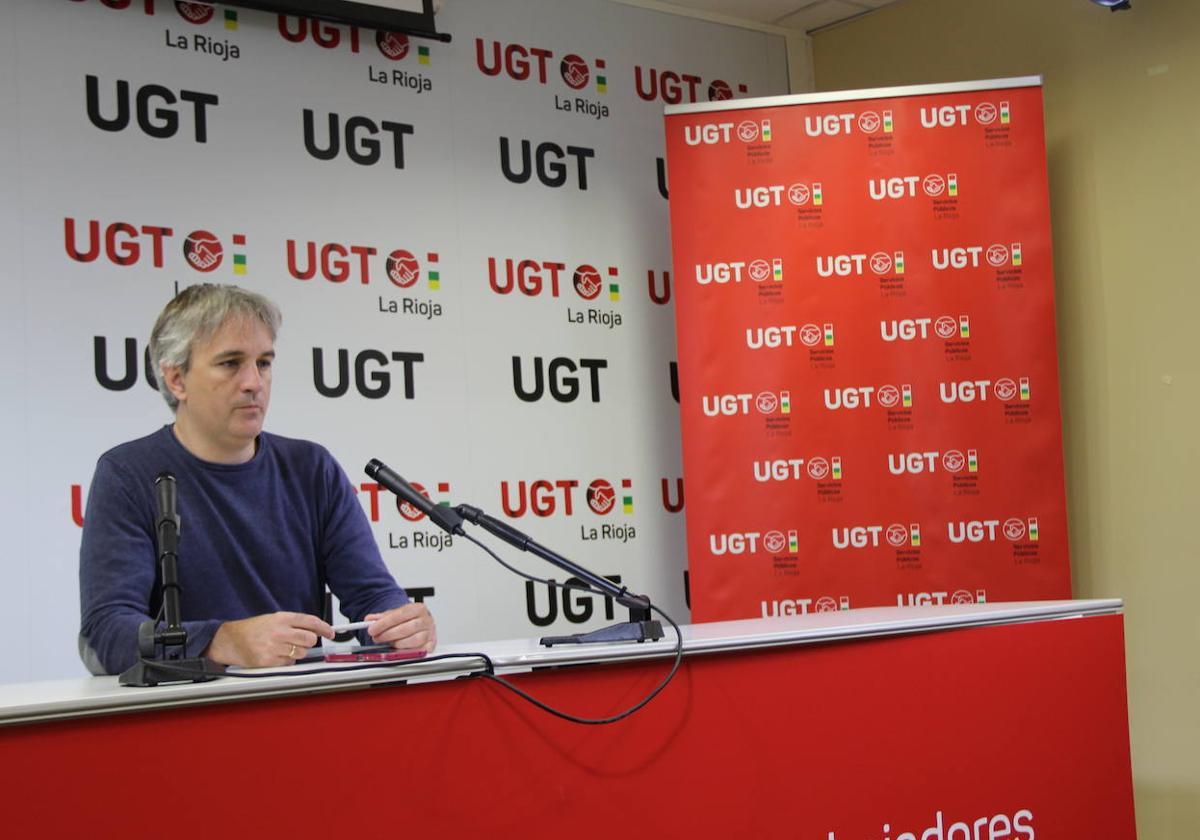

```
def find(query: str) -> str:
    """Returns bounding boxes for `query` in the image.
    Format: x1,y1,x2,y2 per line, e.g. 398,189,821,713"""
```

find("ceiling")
654,0,904,33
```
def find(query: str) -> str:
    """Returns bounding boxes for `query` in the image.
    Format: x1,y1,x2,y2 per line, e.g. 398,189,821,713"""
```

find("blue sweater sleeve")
317,452,409,624
78,455,221,675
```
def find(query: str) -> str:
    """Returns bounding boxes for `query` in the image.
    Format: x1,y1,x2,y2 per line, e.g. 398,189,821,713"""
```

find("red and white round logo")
755,392,779,414
941,450,966,473
886,524,909,547
763,530,787,553
560,55,589,90
386,250,420,288
1003,518,1027,541
994,378,1018,401
377,31,411,60
787,183,811,206
573,265,602,300
737,120,759,143
986,244,1010,267
799,324,822,347
975,102,997,125
815,596,838,613
586,480,616,515
806,457,829,480
398,482,430,522
175,2,215,24
951,589,975,605
708,80,733,101
877,384,901,408
747,259,771,282
183,230,222,272
869,252,893,275
922,174,946,197
858,111,881,133
934,316,958,339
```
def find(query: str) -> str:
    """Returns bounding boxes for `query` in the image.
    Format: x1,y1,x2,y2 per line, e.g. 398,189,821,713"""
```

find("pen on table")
330,620,374,634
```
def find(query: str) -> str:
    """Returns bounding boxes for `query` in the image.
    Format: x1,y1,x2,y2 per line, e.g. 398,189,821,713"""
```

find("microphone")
153,472,183,635
155,471,180,555
121,470,224,685
365,459,465,536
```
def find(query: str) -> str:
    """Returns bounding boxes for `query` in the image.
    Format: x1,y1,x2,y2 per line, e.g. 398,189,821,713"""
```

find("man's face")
167,316,274,462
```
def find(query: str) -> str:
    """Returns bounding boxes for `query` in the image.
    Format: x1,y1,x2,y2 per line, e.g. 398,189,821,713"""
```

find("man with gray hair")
79,283,435,674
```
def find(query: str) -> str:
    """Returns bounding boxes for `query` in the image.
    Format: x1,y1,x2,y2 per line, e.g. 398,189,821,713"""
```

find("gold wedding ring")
287,644,297,659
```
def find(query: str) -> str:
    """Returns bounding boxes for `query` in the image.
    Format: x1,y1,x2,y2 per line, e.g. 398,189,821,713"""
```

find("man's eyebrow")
211,347,275,363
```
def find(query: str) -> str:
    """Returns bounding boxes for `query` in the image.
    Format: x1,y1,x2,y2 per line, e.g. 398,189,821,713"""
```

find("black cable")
460,531,561,589
460,530,685,725
136,532,685,725
475,602,683,725
136,614,684,724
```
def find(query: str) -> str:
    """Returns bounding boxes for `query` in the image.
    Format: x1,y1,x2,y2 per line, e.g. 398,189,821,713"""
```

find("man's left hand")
365,603,437,653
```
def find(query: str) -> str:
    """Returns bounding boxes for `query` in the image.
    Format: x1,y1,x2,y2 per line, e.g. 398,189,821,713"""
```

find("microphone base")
540,619,665,647
119,657,226,687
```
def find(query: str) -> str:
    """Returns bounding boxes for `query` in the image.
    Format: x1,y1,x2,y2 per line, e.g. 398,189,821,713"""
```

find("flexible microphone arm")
363,458,663,646
454,504,650,612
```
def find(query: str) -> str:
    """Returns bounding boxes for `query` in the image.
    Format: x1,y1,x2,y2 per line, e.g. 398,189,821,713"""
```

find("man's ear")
162,364,187,405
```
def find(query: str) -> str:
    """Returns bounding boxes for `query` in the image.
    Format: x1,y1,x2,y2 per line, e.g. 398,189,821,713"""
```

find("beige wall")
811,1,1199,836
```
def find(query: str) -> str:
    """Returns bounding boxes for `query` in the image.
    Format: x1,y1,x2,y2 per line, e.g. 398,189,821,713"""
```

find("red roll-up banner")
665,78,1070,622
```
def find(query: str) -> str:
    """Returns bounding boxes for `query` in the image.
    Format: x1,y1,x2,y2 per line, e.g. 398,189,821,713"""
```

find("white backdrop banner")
0,0,788,682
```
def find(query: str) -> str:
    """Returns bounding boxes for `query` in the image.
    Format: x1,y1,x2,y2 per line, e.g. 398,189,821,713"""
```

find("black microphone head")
155,471,176,486
364,459,383,479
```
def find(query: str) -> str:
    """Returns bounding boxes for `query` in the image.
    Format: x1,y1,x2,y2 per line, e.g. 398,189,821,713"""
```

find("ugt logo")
881,316,971,342
311,348,424,399
499,478,629,518
832,524,918,549
85,75,218,142
920,101,1011,127
303,110,413,168
804,110,892,136
499,138,595,189
487,257,617,300
695,257,782,285
93,336,156,392
824,384,912,410
65,218,245,274
939,377,1030,403
475,39,607,93
634,65,746,103
525,574,623,626
947,518,1037,544
868,174,958,200
69,2,228,23
683,119,772,145
512,357,607,403
286,240,439,289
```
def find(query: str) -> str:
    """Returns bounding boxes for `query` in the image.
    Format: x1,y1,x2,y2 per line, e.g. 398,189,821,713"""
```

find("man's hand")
204,612,335,667
365,603,437,653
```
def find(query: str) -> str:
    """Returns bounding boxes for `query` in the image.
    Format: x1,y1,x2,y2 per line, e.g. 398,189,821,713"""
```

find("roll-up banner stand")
664,78,1070,622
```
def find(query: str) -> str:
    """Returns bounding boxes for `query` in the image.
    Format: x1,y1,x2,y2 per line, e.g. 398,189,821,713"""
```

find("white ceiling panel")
775,0,874,30
639,0,903,31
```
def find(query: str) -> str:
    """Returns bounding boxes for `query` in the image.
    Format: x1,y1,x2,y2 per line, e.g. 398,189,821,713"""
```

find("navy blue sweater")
79,426,407,674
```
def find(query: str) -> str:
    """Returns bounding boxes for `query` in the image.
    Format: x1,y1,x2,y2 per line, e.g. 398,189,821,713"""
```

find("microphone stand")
120,475,225,687
455,505,665,647
363,459,663,647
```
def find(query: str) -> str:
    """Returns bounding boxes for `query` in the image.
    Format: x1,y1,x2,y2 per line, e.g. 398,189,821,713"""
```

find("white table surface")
0,599,1122,727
